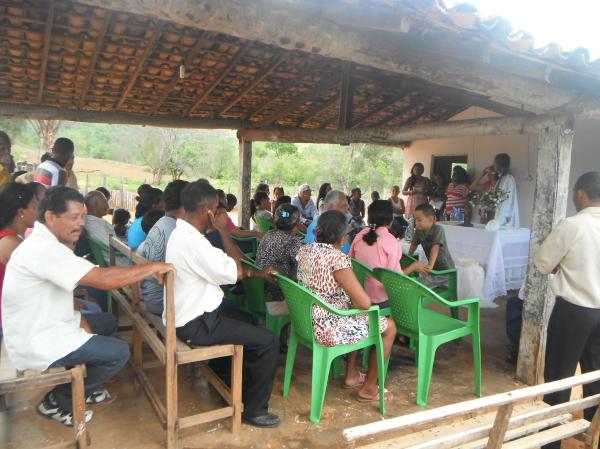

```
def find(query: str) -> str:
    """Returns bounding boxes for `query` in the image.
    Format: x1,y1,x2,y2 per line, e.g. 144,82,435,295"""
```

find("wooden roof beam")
37,0,55,103
337,61,353,130
78,11,113,108
297,95,339,127
245,62,316,120
372,96,434,127
254,74,340,127
74,0,577,112
238,113,572,146
351,93,414,129
219,53,289,116
186,41,253,116
148,31,215,116
115,22,163,110
0,102,246,129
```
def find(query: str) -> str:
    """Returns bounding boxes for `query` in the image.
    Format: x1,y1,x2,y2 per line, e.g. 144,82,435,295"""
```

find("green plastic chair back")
374,267,482,406
274,273,387,423
231,235,259,259
255,215,275,234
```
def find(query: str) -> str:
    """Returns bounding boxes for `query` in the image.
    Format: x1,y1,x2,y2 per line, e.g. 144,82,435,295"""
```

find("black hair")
216,189,226,202
95,186,111,201
225,193,237,211
141,209,165,234
408,162,425,188
575,172,600,201
452,165,469,184
251,191,270,216
135,187,163,218
0,130,10,146
415,203,436,218
135,183,152,202
38,186,84,223
315,210,347,245
52,137,74,164
181,180,217,213
316,183,331,210
0,182,36,229
112,208,131,227
255,183,269,195
40,152,51,163
274,195,292,211
351,187,361,196
274,204,299,232
371,191,380,201
494,153,511,170
363,200,393,246
164,180,189,211
273,186,284,196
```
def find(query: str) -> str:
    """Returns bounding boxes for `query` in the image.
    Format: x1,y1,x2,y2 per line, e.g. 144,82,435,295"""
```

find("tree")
28,120,63,159
264,141,298,157
137,128,184,184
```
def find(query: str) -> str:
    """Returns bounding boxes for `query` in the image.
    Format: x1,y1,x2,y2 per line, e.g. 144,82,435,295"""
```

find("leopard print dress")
297,243,388,347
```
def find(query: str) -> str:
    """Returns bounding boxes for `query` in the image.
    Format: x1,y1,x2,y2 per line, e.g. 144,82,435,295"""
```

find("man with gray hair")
304,189,351,253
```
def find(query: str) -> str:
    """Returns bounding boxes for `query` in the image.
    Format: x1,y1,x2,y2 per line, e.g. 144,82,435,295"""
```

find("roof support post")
517,115,575,385
238,136,253,229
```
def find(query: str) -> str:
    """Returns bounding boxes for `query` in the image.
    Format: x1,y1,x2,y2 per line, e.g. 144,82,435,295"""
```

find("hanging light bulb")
179,64,186,79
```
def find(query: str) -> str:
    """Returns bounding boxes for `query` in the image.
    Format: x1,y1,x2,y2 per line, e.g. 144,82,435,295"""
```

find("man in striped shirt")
33,137,74,188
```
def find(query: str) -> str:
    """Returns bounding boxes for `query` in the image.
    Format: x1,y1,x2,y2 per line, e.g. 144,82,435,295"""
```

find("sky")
444,0,600,60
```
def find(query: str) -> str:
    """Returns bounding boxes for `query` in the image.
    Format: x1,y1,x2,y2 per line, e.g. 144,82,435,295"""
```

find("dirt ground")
0,296,579,449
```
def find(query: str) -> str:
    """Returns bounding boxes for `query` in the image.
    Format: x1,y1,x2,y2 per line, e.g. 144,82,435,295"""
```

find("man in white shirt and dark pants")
166,181,280,428
2,187,174,427
534,172,600,448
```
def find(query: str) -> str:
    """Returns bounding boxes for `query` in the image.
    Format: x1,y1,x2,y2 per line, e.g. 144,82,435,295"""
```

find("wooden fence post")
238,136,252,229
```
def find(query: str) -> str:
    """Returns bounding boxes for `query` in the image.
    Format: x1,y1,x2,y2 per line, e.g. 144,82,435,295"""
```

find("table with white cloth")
403,225,531,305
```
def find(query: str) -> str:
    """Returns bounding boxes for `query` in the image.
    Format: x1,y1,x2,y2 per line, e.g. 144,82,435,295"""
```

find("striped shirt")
444,182,470,214
33,160,67,187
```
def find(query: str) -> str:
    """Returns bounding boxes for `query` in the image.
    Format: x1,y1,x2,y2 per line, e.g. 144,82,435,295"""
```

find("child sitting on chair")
409,203,455,287
251,191,273,231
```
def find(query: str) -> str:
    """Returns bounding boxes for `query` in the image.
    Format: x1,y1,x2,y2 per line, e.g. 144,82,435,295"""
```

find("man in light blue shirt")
304,190,351,254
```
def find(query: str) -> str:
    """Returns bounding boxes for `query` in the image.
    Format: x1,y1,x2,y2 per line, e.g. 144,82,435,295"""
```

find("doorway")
431,155,468,185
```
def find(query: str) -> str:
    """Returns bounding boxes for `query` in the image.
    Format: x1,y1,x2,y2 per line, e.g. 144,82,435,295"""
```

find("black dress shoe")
242,412,281,428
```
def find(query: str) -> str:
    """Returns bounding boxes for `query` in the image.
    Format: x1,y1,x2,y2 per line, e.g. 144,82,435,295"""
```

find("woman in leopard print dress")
297,210,397,402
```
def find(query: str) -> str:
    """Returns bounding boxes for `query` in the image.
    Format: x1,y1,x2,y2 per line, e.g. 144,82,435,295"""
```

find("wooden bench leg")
71,365,90,449
166,360,178,449
231,345,243,433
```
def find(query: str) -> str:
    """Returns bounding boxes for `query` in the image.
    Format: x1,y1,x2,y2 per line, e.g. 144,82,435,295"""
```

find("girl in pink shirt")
350,201,424,308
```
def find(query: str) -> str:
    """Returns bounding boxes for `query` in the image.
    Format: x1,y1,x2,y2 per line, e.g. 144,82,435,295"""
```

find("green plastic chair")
255,215,276,234
240,259,291,341
351,259,391,317
374,267,482,406
402,252,459,319
274,273,387,423
87,236,119,313
231,235,259,259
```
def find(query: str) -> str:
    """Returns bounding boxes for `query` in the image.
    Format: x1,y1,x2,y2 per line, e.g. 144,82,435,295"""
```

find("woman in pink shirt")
350,201,424,308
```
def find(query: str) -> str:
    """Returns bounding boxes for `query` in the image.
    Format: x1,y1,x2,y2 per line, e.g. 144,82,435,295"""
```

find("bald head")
85,190,109,218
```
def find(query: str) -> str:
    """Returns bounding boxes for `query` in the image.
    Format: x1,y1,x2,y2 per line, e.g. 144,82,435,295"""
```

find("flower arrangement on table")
469,189,509,224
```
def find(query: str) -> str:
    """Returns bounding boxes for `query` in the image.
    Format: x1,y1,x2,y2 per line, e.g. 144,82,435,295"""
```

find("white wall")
402,107,538,227
568,118,600,216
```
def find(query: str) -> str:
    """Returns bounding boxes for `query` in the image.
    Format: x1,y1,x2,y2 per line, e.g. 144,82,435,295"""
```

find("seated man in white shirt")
166,181,280,428
2,187,174,427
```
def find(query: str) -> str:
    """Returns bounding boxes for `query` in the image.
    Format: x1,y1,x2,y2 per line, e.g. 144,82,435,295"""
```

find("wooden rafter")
254,74,340,127
245,62,316,120
319,86,389,129
186,41,253,116
148,31,215,116
375,98,444,127
297,95,339,127
78,11,113,108
338,61,353,130
37,0,55,103
351,93,412,128
219,53,289,116
115,22,163,110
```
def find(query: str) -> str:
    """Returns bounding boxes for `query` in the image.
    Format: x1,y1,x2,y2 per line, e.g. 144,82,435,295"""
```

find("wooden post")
238,136,252,229
517,115,575,385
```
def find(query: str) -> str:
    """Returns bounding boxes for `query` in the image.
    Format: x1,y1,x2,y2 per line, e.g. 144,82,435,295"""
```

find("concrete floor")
1,297,534,449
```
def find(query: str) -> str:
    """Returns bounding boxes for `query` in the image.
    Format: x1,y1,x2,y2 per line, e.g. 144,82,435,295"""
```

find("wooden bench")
342,370,600,449
0,340,90,448
107,236,243,449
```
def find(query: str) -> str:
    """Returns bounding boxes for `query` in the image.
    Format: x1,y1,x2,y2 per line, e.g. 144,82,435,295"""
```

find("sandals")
342,371,367,389
356,388,393,403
